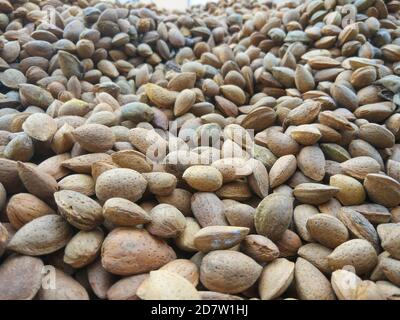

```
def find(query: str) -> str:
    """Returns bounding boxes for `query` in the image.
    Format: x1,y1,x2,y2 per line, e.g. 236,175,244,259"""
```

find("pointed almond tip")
16,161,24,168
6,238,17,252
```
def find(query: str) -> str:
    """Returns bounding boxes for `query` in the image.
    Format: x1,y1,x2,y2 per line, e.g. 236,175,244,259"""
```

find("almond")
275,229,302,257
241,234,280,262
0,255,44,300
248,159,270,198
72,124,115,153
297,145,325,181
295,65,315,93
107,274,148,300
58,174,95,196
340,156,380,180
54,190,103,230
258,258,295,300
0,159,23,193
37,269,89,300
294,183,340,205
4,133,34,162
120,102,154,123
37,153,71,180
381,257,400,286
330,174,366,205
62,153,112,174
168,72,196,91
174,89,196,116
183,165,223,192
200,250,262,294
215,181,252,201
295,257,335,300
255,193,293,241
146,204,186,238
6,193,56,229
101,228,176,276
290,124,321,145
359,123,395,149
17,161,58,201
22,113,57,142
193,226,249,252
293,204,318,242
284,101,321,127
191,192,228,227
95,168,147,203
0,223,7,257
142,172,177,196
128,127,167,160
298,243,333,274
175,217,201,252
306,214,349,249
7,214,73,256
327,239,378,275
364,173,400,207
103,197,151,227
338,207,379,252
160,259,199,286
220,85,246,105
354,280,384,300
91,161,119,182
111,150,153,173
137,270,200,300
145,83,177,108
64,229,104,268
87,258,116,299
331,269,362,300
269,154,297,188
157,188,192,216
377,223,400,260
224,201,255,229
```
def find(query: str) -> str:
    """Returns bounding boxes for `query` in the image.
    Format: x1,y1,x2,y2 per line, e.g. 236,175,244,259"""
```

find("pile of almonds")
0,0,400,300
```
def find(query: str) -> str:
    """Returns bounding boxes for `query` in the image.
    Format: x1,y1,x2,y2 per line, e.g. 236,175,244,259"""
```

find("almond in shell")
293,183,339,205
7,214,73,256
37,269,89,300
54,190,103,230
255,193,293,241
193,226,249,252
72,124,115,153
103,197,151,227
258,258,295,300
95,168,147,203
306,214,349,249
241,234,280,263
200,250,262,294
137,270,200,300
101,228,176,276
22,113,57,142
327,239,378,275
6,193,56,229
146,204,186,238
0,255,44,300
295,257,335,300
64,229,104,268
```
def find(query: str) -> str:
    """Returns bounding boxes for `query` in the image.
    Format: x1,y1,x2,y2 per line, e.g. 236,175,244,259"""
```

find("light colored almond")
22,113,57,142
137,270,200,300
183,165,223,192
194,226,249,252
7,214,73,256
64,229,104,268
259,258,295,300
54,190,103,230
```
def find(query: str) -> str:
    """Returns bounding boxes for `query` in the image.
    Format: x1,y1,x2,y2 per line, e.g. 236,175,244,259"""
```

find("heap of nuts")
0,0,400,300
